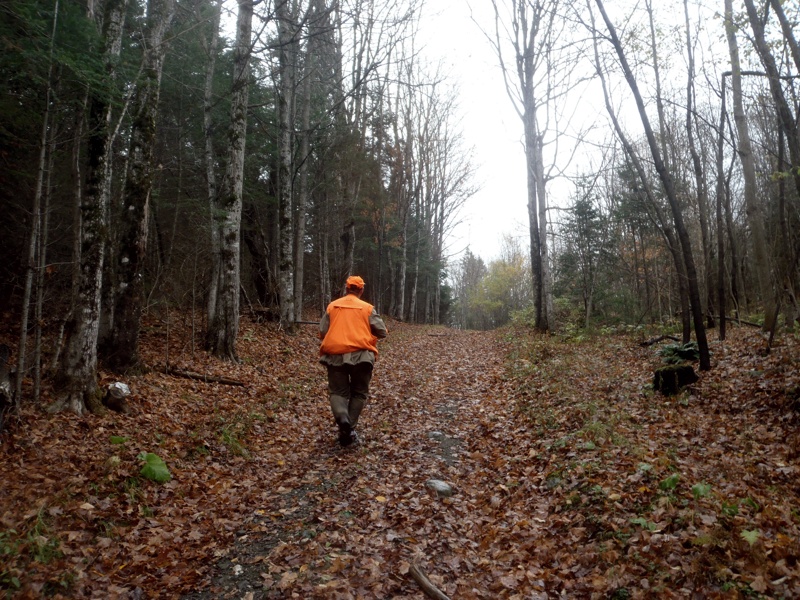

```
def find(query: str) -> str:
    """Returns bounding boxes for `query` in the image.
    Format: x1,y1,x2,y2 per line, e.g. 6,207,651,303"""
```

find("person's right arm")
319,312,330,339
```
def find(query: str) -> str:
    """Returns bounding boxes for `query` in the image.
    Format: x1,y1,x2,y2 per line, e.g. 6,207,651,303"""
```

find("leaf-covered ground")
1,316,798,598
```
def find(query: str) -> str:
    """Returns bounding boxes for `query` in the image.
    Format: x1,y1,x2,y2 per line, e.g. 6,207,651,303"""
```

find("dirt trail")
185,324,510,599
5,320,797,597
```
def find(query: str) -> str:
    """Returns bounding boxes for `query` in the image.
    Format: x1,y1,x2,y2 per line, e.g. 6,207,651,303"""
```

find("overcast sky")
418,1,531,264
417,0,735,267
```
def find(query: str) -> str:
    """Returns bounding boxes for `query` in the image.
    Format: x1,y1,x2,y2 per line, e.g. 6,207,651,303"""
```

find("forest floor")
0,315,799,599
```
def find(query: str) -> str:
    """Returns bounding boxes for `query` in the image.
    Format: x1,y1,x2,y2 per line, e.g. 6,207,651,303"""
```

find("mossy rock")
653,364,698,396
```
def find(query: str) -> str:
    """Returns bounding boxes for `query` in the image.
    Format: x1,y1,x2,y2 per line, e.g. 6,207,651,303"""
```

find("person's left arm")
370,309,388,339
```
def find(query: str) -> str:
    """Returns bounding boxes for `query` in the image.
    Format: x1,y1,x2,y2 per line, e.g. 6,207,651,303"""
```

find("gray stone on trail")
426,479,454,497
428,431,445,440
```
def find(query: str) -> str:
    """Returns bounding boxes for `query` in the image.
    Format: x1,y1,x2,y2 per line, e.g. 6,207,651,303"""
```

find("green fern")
658,342,700,364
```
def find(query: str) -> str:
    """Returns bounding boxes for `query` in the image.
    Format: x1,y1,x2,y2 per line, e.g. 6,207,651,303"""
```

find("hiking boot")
338,422,353,446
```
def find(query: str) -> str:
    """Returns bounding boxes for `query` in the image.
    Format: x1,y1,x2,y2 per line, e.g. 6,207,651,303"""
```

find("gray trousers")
326,362,374,428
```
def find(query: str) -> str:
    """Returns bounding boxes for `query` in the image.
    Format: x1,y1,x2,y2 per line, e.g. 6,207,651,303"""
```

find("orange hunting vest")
320,294,379,356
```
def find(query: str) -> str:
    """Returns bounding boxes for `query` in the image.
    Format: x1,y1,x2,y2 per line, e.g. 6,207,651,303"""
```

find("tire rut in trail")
183,325,508,599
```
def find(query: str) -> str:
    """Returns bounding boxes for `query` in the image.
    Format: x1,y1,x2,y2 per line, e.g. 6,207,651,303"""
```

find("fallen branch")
159,366,246,387
409,564,451,600
639,335,680,347
722,316,761,328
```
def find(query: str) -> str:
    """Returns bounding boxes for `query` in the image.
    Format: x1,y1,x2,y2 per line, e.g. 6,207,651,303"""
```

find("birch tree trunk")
293,25,313,322
393,108,415,321
276,0,297,330
319,217,331,307
206,0,252,360
107,0,175,372
395,214,408,320
54,0,130,413
203,0,222,327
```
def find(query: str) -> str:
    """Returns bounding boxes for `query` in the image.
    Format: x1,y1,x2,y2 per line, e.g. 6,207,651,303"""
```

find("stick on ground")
409,564,451,600
159,366,246,387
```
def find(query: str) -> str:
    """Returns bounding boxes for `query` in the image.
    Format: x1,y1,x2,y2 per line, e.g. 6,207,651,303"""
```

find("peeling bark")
206,0,252,360
107,0,175,372
54,0,130,414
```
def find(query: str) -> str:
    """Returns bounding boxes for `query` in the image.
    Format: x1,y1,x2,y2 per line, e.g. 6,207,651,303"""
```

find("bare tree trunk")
393,109,415,321
534,130,554,330
107,0,175,372
206,0,252,360
594,0,710,370
644,0,690,339
395,215,408,320
17,0,60,403
34,132,55,401
746,0,800,331
589,7,690,342
408,208,421,322
776,128,797,329
277,0,297,330
527,171,543,328
716,74,728,341
726,0,776,331
750,0,800,199
524,84,545,329
722,131,741,318
683,0,714,328
490,0,558,332
293,21,314,321
204,0,222,327
242,202,275,305
641,230,653,322
319,220,331,308
52,90,89,373
341,219,355,285
645,0,669,172
53,0,130,414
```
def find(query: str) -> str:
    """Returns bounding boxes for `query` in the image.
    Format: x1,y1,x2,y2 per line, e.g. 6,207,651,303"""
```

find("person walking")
319,276,388,446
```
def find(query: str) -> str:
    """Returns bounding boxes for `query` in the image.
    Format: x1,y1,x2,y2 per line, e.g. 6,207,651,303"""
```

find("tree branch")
160,366,246,387
409,564,451,600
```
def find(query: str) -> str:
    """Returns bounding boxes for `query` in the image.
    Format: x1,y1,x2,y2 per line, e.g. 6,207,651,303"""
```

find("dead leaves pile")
0,318,798,598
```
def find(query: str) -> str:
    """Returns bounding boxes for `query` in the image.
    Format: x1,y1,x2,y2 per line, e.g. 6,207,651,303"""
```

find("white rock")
426,479,454,497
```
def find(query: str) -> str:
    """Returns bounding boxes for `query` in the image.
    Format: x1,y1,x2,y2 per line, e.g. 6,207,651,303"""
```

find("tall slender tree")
276,0,299,330
724,0,775,332
17,0,60,403
106,0,176,372
53,0,131,413
593,0,710,370
206,0,253,360
683,0,714,328
586,6,691,341
489,0,567,332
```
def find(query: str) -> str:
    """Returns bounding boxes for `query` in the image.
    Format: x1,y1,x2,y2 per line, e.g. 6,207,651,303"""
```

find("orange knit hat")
346,275,365,290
